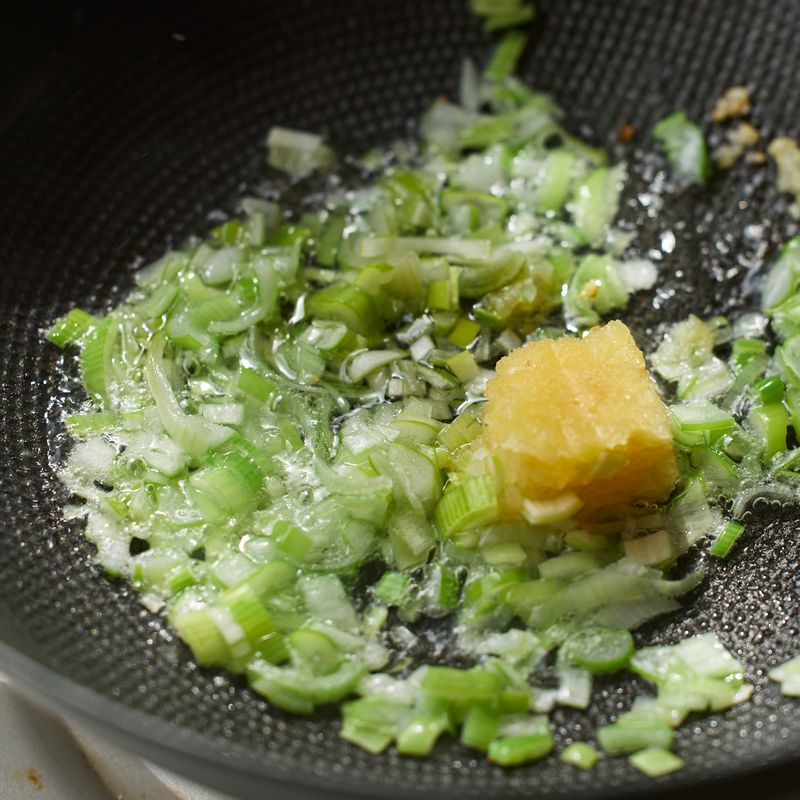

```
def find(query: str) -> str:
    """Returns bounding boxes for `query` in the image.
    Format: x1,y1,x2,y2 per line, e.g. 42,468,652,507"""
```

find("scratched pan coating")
1,1,799,798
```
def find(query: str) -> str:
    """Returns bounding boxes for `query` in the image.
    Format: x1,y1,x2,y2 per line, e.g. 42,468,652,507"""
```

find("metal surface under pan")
1,1,799,798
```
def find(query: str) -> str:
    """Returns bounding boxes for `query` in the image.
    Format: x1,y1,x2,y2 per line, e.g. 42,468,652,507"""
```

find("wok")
1,1,799,798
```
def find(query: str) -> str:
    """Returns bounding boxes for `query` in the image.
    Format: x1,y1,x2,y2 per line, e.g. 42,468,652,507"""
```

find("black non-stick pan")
2,1,800,798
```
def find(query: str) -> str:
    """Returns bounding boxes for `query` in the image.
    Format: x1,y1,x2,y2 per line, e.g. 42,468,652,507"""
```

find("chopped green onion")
421,666,501,707
435,475,499,537
597,718,674,756
340,698,410,754
387,506,437,569
306,284,379,337
248,657,365,712
571,164,625,245
559,742,600,770
173,608,230,667
396,714,448,756
274,523,313,563
559,627,635,674
461,704,500,750
145,334,230,458
374,572,411,606
188,450,262,521
485,31,528,81
748,401,788,458
446,350,480,383
448,317,481,348
623,530,676,567
47,308,97,347
565,253,629,327
537,552,601,581
709,521,744,558
670,403,736,448
536,149,578,214
287,629,342,675
79,318,113,402
471,0,537,32
361,235,492,262
236,367,278,404
555,666,592,709
628,747,684,777
487,732,553,766
267,126,335,178
652,111,710,187
348,349,405,382
762,237,800,310
768,655,800,696
754,375,785,404
438,407,481,451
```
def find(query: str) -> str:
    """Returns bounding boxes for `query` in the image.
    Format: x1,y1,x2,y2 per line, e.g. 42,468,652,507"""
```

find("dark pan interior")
2,1,800,798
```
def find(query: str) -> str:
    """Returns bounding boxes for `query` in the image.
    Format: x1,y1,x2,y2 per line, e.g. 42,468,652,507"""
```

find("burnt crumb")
617,123,636,143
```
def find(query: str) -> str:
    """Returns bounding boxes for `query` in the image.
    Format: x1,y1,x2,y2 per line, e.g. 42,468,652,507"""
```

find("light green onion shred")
628,747,685,777
559,741,601,770
652,111,711,187
769,656,800,696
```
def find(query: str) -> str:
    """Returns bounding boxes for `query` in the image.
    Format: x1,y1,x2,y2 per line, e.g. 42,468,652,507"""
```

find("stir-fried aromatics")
45,5,800,778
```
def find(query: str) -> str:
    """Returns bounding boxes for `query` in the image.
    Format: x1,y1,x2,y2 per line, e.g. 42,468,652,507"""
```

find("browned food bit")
712,144,741,171
745,151,768,165
711,86,752,123
768,136,800,217
617,123,636,143
731,121,760,148
712,121,761,169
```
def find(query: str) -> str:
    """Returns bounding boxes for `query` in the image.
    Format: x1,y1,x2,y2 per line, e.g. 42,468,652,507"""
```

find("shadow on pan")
1,1,799,798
